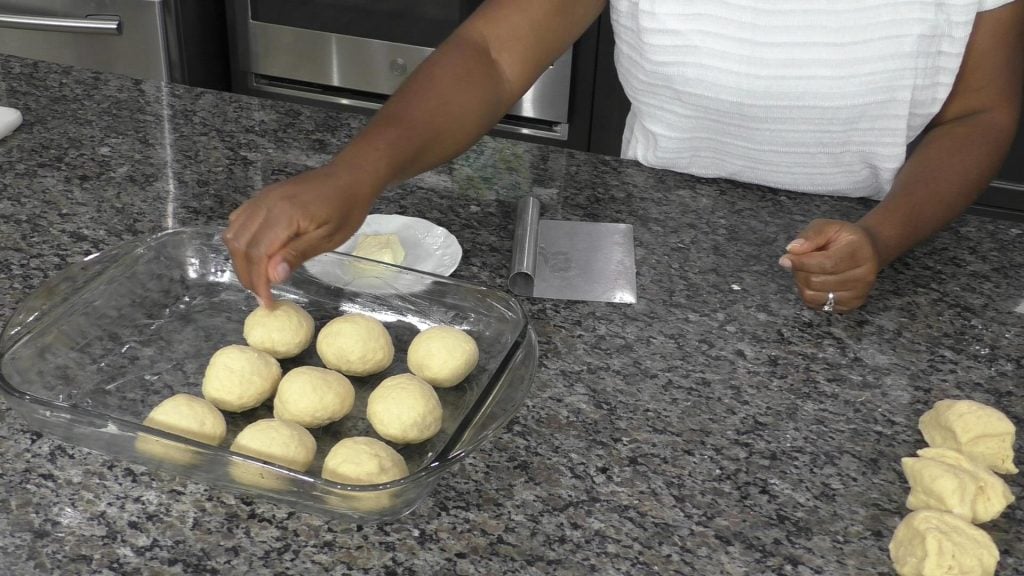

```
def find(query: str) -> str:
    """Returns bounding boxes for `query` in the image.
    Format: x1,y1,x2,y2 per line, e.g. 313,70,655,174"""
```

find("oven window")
251,0,485,48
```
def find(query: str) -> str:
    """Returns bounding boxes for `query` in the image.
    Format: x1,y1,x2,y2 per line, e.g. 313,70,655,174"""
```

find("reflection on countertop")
1,53,1023,575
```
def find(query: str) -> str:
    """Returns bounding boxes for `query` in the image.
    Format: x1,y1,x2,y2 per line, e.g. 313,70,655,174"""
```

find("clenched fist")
778,219,882,313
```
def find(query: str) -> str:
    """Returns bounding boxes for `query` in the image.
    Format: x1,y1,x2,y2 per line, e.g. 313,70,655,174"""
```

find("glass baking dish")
0,227,537,522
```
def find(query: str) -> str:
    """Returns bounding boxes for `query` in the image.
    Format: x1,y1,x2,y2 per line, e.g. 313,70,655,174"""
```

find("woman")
224,0,1022,313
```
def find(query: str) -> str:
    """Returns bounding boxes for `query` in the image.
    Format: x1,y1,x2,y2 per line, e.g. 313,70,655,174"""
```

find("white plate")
0,106,22,141
333,214,462,276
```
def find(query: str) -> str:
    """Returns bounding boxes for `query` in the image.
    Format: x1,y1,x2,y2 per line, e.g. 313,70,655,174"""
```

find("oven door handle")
0,13,121,35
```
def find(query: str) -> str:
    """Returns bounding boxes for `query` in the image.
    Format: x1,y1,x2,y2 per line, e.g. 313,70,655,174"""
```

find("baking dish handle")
1,237,147,352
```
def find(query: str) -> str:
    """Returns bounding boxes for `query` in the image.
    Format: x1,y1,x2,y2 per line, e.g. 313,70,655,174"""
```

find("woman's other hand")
778,219,882,313
224,160,378,306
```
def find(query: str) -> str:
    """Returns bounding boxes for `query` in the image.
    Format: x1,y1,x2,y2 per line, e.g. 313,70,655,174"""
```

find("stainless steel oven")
0,0,228,89
226,0,591,143
973,109,1024,222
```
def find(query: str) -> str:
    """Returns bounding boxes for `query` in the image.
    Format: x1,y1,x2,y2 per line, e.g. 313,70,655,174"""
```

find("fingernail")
778,256,792,270
271,261,291,284
785,239,805,251
256,295,268,308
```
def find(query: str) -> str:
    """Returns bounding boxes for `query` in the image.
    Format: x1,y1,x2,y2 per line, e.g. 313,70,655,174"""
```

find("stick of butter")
352,234,406,265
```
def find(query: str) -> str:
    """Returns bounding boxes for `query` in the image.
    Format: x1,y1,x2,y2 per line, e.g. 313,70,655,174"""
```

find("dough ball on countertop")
230,418,317,473
243,301,315,359
316,313,394,377
889,510,999,576
274,366,355,428
407,325,479,388
366,373,442,444
902,447,1014,524
352,234,405,265
919,399,1018,474
202,344,282,412
322,436,409,485
135,393,226,465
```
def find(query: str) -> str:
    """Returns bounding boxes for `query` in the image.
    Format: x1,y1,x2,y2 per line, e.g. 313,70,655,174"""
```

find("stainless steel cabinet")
226,0,598,149
974,113,1024,221
0,0,228,89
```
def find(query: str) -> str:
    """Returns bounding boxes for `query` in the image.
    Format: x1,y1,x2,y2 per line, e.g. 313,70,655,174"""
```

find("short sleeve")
978,0,1015,11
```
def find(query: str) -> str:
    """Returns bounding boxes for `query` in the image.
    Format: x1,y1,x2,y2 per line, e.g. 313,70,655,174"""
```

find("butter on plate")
352,234,406,265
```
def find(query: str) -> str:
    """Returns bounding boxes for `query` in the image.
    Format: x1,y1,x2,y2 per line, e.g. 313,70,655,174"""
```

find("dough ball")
407,325,479,388
889,510,999,576
243,301,315,359
322,436,409,485
919,399,1017,474
202,344,282,412
135,434,204,467
352,233,405,265
143,393,227,445
320,491,398,515
274,366,355,428
902,447,1014,524
366,373,443,444
316,313,394,376
230,418,317,472
228,460,292,491
135,393,227,466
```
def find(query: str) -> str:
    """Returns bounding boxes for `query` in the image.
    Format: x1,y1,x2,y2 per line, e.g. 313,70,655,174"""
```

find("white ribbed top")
610,0,1013,198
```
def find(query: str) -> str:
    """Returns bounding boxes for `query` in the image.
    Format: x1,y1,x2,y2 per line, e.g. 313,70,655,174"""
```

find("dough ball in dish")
230,418,317,472
202,344,282,412
228,459,292,491
274,366,355,428
320,490,397,514
316,313,394,377
352,234,405,265
135,434,204,466
919,399,1017,474
366,373,442,444
322,436,409,485
888,510,999,576
243,301,315,359
407,325,479,388
142,393,226,445
902,447,1014,524
135,393,226,465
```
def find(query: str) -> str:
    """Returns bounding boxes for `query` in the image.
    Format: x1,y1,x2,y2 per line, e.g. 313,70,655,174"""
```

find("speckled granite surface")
1,54,1022,575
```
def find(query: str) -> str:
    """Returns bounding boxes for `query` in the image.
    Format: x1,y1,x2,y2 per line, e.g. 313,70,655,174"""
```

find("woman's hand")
223,161,378,306
778,219,882,313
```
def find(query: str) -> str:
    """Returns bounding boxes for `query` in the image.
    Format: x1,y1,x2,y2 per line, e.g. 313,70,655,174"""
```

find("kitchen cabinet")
0,0,229,89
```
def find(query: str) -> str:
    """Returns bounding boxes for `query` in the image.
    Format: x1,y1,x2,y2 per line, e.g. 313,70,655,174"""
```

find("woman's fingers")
792,266,875,294
780,220,882,313
797,288,866,314
223,203,270,305
266,224,349,286
244,210,305,306
223,162,379,305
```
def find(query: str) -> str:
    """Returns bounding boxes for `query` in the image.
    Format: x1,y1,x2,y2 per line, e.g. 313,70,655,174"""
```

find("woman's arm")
858,2,1023,266
225,0,606,305
782,2,1023,312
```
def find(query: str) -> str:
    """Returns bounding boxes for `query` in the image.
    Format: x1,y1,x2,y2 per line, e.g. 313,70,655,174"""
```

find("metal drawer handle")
0,13,121,35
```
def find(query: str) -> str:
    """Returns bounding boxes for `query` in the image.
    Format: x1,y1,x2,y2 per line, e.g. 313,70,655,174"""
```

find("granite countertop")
1,54,1022,575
